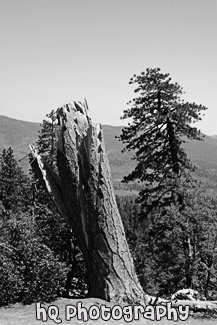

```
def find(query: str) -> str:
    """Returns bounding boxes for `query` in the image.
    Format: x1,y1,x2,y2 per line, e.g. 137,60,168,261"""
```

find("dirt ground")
0,298,216,325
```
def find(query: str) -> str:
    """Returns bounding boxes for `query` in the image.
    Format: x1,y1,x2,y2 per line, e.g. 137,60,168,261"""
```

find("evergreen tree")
119,68,207,211
0,147,30,212
30,110,87,297
37,110,57,168
29,110,58,206
117,70,217,297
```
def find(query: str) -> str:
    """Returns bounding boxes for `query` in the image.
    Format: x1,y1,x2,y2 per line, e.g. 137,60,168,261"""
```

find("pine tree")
30,110,87,297
37,110,57,168
117,68,217,297
29,110,58,206
119,68,207,211
0,147,30,211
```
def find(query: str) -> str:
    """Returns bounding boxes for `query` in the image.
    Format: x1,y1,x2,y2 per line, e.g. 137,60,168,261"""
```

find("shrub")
0,212,68,306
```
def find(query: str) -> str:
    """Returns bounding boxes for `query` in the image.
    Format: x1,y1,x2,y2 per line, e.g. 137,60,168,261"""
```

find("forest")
1,68,217,308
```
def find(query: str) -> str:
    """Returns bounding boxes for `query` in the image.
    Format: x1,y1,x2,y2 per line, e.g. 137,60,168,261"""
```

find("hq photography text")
36,301,190,323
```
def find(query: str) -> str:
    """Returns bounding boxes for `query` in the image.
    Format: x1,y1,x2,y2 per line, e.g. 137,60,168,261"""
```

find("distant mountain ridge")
0,115,40,170
1,115,217,180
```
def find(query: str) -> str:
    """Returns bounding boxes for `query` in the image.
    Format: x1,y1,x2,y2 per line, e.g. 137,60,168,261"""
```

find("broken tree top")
56,99,103,156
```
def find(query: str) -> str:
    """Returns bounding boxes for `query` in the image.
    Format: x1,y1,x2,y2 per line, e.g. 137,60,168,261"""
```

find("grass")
1,298,217,325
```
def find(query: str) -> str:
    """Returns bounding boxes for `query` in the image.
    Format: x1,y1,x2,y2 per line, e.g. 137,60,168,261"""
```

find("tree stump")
30,100,146,304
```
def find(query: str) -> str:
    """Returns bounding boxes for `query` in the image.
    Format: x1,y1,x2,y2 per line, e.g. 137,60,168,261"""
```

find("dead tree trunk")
30,100,145,304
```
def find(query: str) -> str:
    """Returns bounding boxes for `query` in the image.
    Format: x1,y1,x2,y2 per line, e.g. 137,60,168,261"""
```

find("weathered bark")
30,100,145,304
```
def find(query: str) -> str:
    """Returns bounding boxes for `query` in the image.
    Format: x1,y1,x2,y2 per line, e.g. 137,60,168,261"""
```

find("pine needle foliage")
119,68,208,211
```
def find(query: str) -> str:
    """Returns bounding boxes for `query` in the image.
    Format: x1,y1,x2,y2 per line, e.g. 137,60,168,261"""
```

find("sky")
0,0,217,135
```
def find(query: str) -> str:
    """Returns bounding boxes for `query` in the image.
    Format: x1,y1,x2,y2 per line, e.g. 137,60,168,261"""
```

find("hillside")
1,115,217,182
0,115,41,171
0,116,135,180
183,134,217,171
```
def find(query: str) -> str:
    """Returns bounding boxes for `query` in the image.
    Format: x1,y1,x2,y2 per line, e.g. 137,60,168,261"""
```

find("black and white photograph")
1,0,217,324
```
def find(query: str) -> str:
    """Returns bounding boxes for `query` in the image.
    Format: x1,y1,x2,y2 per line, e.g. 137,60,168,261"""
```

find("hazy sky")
0,0,217,134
